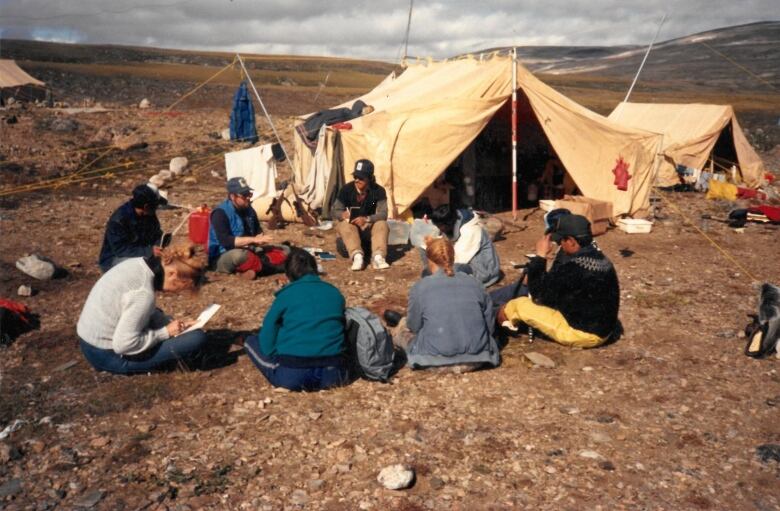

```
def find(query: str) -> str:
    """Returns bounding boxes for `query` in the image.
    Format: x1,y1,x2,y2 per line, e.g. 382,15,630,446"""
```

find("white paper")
183,303,221,333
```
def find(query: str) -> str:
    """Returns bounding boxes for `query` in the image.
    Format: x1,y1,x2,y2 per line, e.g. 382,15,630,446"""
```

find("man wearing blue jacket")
98,183,166,273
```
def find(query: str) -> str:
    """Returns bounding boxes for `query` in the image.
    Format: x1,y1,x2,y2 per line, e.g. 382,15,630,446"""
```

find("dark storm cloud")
0,0,776,60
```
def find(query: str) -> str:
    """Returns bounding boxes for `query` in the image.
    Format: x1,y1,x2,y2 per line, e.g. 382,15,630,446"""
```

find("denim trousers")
244,334,349,392
79,329,209,375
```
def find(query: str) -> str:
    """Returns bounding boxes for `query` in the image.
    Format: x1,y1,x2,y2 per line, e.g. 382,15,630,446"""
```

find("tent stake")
511,47,518,220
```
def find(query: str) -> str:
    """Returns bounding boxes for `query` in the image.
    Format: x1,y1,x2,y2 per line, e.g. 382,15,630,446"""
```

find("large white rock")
139,98,151,109
221,128,231,141
149,175,166,188
169,157,188,174
16,254,55,280
377,464,414,490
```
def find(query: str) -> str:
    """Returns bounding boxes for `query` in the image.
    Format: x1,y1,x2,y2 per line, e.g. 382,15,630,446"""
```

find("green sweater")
259,274,346,359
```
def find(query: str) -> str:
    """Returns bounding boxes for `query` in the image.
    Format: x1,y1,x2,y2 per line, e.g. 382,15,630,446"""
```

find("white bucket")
387,219,412,245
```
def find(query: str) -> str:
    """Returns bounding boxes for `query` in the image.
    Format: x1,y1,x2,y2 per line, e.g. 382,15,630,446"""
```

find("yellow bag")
503,297,606,349
705,179,738,201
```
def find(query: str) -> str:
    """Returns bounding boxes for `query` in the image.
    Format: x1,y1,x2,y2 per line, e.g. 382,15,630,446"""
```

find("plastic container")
387,219,411,246
188,205,211,246
617,218,653,234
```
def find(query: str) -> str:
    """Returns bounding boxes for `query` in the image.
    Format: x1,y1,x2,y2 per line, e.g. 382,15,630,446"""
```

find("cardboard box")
554,195,613,236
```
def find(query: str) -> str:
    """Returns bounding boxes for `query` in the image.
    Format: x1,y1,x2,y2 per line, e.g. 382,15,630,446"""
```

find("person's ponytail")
425,236,455,277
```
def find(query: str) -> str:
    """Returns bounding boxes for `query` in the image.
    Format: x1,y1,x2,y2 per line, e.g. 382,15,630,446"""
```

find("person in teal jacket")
245,248,350,391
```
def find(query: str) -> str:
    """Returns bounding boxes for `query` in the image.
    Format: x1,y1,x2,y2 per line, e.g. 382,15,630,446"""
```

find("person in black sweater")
498,214,620,348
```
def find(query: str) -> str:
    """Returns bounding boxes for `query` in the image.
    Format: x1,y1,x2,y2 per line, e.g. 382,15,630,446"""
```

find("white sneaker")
372,253,390,270
350,253,364,271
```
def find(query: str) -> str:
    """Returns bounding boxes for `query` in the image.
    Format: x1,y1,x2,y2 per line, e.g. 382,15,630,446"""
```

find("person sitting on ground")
98,183,167,272
497,214,620,349
77,244,210,374
331,159,390,271
207,177,287,280
245,248,350,391
412,206,501,287
392,237,500,370
490,208,571,307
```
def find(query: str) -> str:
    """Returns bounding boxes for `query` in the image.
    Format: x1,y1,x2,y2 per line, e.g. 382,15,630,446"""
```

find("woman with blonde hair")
399,237,500,369
77,244,211,374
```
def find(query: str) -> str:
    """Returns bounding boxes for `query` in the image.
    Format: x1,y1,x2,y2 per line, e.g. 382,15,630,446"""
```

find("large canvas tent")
608,102,765,188
0,59,46,104
292,54,663,219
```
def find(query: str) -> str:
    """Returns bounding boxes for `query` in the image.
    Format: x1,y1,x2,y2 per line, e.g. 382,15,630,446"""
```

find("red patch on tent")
612,156,632,191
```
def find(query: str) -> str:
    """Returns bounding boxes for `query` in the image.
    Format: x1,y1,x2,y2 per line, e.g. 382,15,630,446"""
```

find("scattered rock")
16,254,56,280
308,412,322,421
113,134,146,151
170,156,188,174
149,175,166,188
17,284,33,297
578,450,603,460
221,128,231,141
307,479,325,491
89,436,111,448
525,352,556,368
5,115,18,125
136,423,156,434
139,98,151,109
599,460,616,471
0,478,22,497
73,489,105,508
0,443,12,464
429,476,445,490
183,176,198,185
756,444,780,464
53,360,78,372
50,118,79,132
377,464,415,490
27,439,45,453
589,432,612,444
559,405,579,415
289,489,308,506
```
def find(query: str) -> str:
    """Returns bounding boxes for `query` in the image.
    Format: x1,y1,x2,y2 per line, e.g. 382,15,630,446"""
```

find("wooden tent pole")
511,47,518,220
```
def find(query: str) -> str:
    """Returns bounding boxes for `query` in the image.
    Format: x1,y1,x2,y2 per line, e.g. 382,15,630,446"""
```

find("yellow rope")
1,59,239,196
699,42,777,92
656,191,762,282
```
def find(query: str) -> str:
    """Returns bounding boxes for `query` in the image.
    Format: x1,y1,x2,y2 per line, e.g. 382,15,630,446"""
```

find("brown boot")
238,269,256,280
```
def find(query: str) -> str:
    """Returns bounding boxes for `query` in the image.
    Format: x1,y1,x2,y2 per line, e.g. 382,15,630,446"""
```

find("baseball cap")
550,214,591,243
543,208,571,234
227,177,253,196
353,159,374,180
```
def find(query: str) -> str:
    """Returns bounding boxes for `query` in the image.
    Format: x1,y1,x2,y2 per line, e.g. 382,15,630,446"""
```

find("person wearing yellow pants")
498,214,620,348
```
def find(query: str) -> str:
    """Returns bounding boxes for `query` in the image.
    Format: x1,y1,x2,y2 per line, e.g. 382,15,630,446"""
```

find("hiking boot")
372,253,390,270
238,269,256,280
350,253,364,271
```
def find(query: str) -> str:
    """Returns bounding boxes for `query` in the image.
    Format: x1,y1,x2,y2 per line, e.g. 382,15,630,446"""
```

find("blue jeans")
244,335,350,392
79,329,209,374
489,280,529,307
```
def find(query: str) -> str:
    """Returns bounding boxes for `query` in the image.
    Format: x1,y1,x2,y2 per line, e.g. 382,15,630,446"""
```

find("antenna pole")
402,0,414,61
624,13,666,103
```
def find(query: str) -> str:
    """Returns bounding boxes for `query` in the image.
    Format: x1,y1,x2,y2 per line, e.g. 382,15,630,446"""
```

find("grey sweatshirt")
77,258,170,355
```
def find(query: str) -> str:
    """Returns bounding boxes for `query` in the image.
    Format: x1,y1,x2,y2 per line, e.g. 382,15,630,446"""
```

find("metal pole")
624,13,666,103
403,0,414,61
511,47,518,220
235,53,293,170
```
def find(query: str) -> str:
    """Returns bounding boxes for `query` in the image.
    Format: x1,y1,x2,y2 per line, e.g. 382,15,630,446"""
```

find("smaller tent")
0,59,46,105
608,102,766,187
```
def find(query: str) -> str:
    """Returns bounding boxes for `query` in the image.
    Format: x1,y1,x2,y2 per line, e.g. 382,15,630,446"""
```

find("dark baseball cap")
353,159,374,180
131,183,167,208
550,214,591,243
227,177,253,196
543,208,571,234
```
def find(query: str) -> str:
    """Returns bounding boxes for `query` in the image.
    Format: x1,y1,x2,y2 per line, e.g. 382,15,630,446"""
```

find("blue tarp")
229,81,258,144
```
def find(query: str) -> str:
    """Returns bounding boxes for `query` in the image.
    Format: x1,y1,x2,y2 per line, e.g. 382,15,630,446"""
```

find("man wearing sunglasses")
98,183,167,273
332,159,390,271
208,177,282,280
497,213,620,348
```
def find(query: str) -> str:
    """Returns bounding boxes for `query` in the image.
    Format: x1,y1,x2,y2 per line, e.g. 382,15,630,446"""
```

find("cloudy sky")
0,0,776,61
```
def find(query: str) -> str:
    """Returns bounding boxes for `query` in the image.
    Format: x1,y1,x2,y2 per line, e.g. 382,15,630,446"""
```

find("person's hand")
166,319,185,337
535,234,553,258
152,246,162,257
341,211,351,221
351,216,368,228
254,234,273,245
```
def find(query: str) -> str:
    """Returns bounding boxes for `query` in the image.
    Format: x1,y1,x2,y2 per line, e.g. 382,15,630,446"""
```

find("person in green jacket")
245,248,350,391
